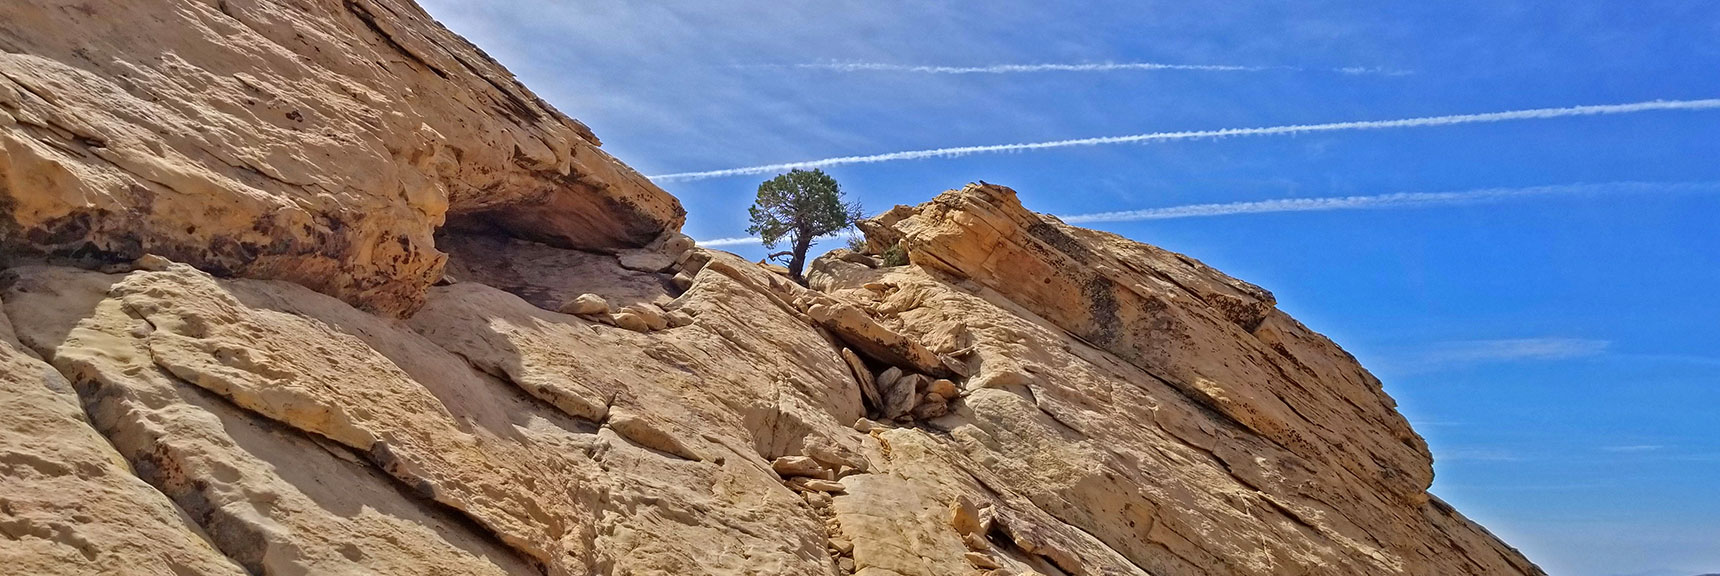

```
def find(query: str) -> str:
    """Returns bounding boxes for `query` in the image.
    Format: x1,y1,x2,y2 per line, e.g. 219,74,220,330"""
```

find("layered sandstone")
0,2,1543,576
0,0,684,316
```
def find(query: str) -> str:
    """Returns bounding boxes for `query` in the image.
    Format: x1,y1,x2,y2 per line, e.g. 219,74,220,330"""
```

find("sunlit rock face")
0,0,683,316
0,2,1543,576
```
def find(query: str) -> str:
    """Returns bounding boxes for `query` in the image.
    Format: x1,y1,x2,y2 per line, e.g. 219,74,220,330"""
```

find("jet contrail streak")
784,61,1276,74
756,61,1415,75
696,237,767,247
1059,181,1720,223
650,98,1720,183
695,181,1720,246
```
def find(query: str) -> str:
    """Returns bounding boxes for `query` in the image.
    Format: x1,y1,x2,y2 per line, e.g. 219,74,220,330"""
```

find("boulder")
664,310,695,328
771,456,827,479
558,293,610,316
881,373,924,420
927,378,959,401
625,304,669,331
610,311,650,333
807,302,953,378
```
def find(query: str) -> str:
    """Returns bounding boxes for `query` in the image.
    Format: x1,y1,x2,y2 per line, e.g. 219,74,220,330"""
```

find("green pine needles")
747,169,863,281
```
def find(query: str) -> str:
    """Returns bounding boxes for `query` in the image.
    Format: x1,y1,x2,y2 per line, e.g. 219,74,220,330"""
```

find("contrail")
696,181,1720,246
784,61,1273,74
649,98,1720,183
757,61,1414,76
1060,182,1720,223
696,236,766,247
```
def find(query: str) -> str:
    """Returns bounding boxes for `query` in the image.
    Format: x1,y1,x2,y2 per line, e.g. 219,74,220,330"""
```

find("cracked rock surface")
0,2,1543,575
0,0,684,316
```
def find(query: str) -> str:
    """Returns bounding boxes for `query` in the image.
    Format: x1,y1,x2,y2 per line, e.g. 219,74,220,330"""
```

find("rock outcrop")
0,2,1544,576
0,0,684,316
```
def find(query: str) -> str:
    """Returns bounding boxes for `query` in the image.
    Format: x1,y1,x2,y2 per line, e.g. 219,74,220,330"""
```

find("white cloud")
649,98,1720,182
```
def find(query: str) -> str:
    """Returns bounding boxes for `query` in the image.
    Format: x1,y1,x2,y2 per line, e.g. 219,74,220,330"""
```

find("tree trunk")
788,231,813,282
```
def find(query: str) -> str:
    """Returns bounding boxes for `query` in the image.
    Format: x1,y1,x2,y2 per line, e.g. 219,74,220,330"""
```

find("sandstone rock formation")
0,2,1545,576
0,0,684,316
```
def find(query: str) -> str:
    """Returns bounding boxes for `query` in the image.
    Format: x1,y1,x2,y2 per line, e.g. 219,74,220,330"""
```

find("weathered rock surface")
0,301,246,576
0,0,683,316
0,3,1544,576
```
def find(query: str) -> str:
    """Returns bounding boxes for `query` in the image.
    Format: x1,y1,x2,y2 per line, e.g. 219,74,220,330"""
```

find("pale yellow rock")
773,455,827,478
804,184,1548,576
0,2,1548,574
560,293,611,315
611,311,651,333
625,303,670,331
810,301,953,378
0,303,248,576
0,0,683,315
788,477,847,493
965,552,1003,570
672,271,697,291
665,310,696,328
951,495,983,535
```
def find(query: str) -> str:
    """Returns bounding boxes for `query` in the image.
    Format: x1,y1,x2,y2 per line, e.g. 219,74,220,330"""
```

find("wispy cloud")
1600,445,1665,453
1060,181,1720,223
1422,338,1612,363
1441,447,1525,462
649,98,1720,182
752,61,1413,76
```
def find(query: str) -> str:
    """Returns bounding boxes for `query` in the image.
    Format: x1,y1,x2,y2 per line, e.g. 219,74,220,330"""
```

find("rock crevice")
0,3,1544,576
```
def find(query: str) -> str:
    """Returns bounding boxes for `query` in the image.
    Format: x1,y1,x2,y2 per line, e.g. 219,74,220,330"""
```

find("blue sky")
417,2,1720,574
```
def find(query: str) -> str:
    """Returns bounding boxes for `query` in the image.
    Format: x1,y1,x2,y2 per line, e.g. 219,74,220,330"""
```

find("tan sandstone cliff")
0,2,1544,576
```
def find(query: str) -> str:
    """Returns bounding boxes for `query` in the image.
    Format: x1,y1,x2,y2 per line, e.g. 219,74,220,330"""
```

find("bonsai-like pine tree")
747,169,863,281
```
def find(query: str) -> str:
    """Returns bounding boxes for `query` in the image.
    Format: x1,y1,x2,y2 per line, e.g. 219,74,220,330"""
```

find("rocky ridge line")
0,1,1546,575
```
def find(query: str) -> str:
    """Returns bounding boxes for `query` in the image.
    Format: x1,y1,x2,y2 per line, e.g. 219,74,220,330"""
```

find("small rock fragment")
962,532,991,551
626,304,668,331
559,293,610,315
671,271,695,291
610,311,650,333
876,366,903,390
665,310,695,328
911,399,949,420
951,495,983,535
927,378,959,400
771,456,826,478
964,552,1002,570
133,254,173,272
829,538,854,555
837,251,881,268
882,373,924,419
852,418,877,433
661,233,695,256
786,477,846,493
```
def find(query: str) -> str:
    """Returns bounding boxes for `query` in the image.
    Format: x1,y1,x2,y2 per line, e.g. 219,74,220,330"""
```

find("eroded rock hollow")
0,1,1543,575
